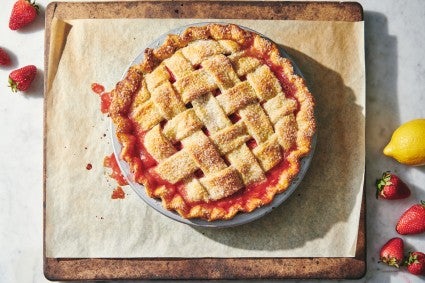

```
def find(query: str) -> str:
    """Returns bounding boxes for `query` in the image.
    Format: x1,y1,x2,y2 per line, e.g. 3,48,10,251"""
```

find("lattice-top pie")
108,23,315,221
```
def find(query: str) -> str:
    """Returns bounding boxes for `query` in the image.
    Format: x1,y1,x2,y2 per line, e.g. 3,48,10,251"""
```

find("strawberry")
379,237,404,268
396,201,425,235
406,252,425,275
0,48,11,66
8,65,37,92
9,0,39,30
376,171,411,200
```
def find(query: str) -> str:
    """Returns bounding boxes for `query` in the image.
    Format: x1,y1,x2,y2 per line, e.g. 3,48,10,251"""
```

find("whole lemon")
383,119,425,166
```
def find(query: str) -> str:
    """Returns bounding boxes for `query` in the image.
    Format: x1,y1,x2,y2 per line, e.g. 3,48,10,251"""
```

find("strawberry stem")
407,252,419,265
375,171,391,199
28,0,39,14
8,77,18,93
380,256,401,268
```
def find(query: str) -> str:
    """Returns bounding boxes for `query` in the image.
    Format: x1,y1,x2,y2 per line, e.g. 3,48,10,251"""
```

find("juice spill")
91,83,105,94
103,153,128,186
91,82,111,113
111,186,125,199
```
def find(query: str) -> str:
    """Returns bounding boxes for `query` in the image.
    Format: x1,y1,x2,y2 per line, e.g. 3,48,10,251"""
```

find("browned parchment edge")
43,1,365,280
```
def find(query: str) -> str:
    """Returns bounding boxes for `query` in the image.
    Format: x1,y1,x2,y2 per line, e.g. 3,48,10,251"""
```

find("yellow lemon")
383,119,425,166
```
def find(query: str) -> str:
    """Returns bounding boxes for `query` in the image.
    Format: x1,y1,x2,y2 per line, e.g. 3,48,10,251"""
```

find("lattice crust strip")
109,24,315,220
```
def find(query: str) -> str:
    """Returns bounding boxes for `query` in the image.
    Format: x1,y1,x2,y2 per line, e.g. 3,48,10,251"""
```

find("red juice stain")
228,113,241,123
246,139,257,149
212,88,221,97
173,141,183,151
91,83,105,94
103,153,128,186
111,186,125,199
159,120,167,129
91,82,111,113
100,92,111,114
86,163,93,170
194,169,205,178
165,66,176,83
201,127,210,136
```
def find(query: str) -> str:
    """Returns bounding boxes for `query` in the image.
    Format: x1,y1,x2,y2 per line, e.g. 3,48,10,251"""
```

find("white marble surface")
0,0,424,282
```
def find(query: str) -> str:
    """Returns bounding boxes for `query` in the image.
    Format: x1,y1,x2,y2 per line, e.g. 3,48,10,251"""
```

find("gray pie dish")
110,22,316,228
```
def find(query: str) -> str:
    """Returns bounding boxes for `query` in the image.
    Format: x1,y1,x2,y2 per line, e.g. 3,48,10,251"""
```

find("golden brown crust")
109,23,316,221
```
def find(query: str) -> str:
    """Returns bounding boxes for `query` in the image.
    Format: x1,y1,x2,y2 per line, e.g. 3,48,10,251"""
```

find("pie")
107,23,315,221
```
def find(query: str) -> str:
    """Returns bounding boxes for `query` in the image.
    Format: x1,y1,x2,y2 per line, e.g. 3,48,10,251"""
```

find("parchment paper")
45,18,365,258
